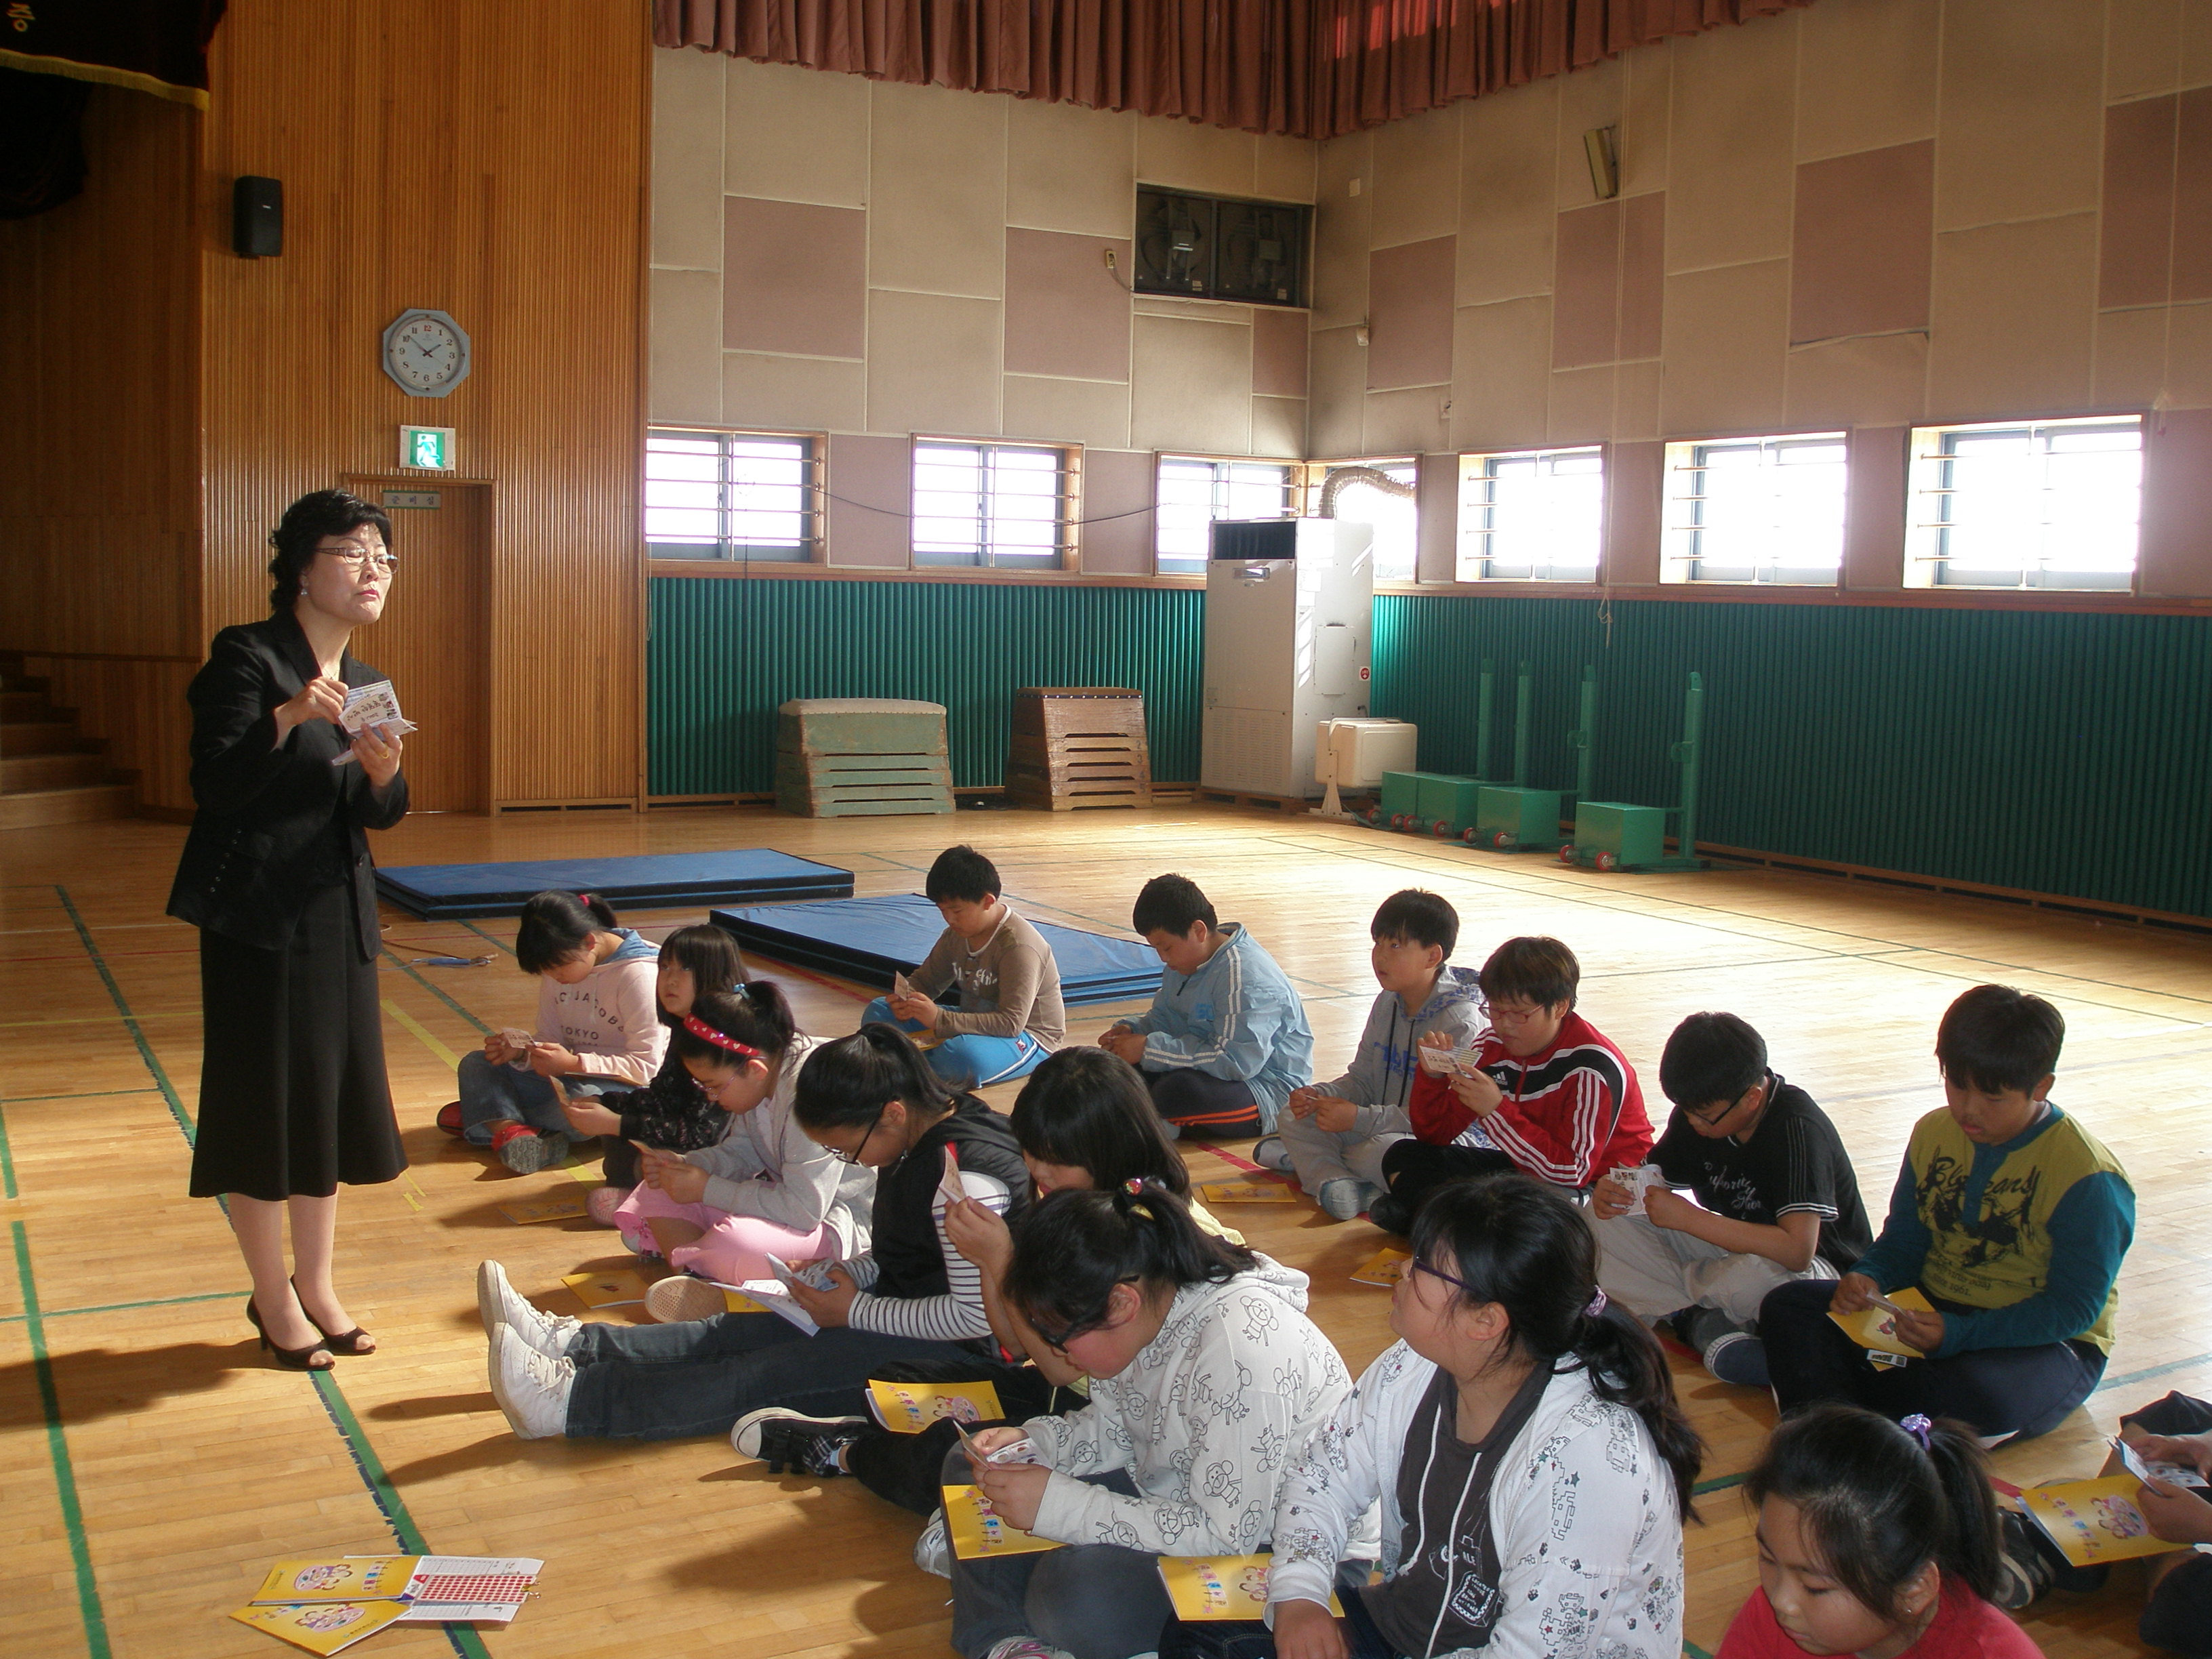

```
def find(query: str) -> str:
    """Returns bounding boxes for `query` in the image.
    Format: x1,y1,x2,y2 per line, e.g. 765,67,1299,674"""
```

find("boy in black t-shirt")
1591,1011,1871,1389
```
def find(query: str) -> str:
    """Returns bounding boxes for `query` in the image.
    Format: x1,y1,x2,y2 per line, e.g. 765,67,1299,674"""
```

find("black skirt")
188,881,407,1200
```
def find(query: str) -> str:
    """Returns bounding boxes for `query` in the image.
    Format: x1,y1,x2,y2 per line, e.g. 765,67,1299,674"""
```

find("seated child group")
449,844,2204,1659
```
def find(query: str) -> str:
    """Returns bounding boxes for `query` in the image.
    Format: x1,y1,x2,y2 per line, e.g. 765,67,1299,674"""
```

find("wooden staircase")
0,657,136,829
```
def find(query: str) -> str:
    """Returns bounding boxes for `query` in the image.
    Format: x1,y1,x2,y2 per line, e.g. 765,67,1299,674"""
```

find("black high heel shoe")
247,1297,333,1371
292,1277,375,1356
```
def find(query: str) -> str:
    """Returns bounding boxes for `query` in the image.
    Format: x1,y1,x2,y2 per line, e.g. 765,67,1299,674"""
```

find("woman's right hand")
273,674,348,744
943,1195,1014,1273
1271,1599,1348,1659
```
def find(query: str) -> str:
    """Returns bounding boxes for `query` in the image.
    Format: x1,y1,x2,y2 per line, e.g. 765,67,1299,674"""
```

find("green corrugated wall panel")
647,578,1203,796
1372,595,2212,919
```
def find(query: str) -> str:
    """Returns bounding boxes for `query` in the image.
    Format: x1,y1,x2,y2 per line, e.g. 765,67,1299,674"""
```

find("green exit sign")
398,424,455,470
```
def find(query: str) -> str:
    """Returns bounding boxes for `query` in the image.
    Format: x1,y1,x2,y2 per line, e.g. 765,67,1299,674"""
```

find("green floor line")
2097,1351,2212,1393
308,1371,492,1659
54,886,194,1145
12,1221,112,1659
0,1101,16,1200
462,919,516,957
0,1289,242,1326
1691,1471,1746,1496
382,947,493,1036
0,1088,161,1105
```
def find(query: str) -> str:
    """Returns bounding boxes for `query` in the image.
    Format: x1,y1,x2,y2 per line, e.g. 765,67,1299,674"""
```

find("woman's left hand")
785,1263,858,1327
527,1042,581,1078
970,1455,1052,1532
352,721,404,789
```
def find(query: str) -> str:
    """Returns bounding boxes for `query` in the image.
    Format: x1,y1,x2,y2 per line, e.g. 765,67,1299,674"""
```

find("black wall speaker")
232,176,282,258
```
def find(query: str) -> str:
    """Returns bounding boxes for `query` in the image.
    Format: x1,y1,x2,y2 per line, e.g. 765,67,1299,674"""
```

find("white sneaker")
644,1274,728,1325
985,1641,1076,1659
476,1260,581,1357
913,1508,951,1578
1249,1135,1295,1174
487,1322,573,1439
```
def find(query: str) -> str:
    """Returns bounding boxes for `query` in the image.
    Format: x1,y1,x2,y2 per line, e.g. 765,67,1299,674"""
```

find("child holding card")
1252,889,1485,1222
1761,985,2135,1446
860,844,1065,1086
1591,1012,1871,1389
478,1025,1032,1444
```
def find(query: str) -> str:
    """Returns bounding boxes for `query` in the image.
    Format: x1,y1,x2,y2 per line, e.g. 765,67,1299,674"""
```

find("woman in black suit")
167,489,411,1369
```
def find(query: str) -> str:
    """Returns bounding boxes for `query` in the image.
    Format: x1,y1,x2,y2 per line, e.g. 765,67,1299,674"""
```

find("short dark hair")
1010,1048,1190,1197
925,844,1000,906
1132,873,1214,938
1478,935,1578,1010
1371,888,1458,957
1935,984,2063,1096
514,890,619,975
268,489,392,613
1659,1012,1768,1111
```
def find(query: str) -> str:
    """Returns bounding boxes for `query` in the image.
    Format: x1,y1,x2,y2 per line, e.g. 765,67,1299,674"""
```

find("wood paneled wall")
0,88,204,810
199,0,651,807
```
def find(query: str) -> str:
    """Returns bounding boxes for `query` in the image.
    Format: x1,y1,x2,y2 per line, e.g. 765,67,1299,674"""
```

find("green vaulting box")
775,698,954,818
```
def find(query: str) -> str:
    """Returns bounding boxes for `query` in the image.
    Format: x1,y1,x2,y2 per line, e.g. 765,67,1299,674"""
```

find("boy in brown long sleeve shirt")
860,844,1063,1086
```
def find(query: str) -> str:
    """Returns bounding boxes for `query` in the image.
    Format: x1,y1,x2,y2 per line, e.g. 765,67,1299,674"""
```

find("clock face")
382,309,472,398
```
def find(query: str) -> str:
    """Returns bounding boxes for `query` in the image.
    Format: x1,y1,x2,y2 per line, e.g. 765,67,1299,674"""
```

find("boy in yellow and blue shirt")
1761,983,2133,1444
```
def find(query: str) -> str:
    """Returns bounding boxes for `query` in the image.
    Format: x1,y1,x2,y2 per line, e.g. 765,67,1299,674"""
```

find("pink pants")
613,1184,830,1284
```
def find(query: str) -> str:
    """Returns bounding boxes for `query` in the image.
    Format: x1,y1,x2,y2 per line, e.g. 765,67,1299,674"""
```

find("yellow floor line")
380,998,462,1069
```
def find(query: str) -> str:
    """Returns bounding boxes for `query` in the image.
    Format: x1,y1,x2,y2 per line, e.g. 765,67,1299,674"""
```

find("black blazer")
165,611,409,954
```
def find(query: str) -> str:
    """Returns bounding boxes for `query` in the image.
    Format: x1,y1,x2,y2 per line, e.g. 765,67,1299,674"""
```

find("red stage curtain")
653,0,1807,139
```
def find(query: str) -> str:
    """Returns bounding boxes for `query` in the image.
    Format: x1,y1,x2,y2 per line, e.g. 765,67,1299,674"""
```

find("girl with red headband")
611,983,873,1313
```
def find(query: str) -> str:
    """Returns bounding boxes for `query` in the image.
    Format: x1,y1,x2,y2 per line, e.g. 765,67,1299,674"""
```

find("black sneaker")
1368,1193,1414,1235
1994,1509,2108,1610
731,1408,867,1477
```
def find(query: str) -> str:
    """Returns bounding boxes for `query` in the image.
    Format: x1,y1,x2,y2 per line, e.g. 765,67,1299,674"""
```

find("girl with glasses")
947,1177,1355,1659
476,1022,1030,1444
1162,1173,1701,1659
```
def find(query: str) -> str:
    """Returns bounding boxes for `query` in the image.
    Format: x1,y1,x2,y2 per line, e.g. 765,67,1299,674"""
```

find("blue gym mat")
375,849,855,920
710,893,1164,1004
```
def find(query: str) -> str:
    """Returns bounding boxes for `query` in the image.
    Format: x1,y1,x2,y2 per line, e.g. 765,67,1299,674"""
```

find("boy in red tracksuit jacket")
1368,935,1654,1235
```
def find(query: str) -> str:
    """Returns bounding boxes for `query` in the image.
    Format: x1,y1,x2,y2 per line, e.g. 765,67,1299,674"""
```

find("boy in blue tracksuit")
1099,872,1311,1139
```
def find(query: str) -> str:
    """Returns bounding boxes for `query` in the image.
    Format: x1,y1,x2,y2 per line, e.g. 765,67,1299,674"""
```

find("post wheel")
1596,851,1618,872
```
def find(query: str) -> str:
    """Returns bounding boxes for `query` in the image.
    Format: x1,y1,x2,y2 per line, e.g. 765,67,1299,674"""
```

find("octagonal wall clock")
381,308,472,398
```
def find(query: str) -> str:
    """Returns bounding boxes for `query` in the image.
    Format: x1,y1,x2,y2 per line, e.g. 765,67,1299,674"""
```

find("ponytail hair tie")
1123,1176,1146,1196
579,892,593,902
1584,1289,1607,1319
1898,1413,1933,1452
682,1012,762,1060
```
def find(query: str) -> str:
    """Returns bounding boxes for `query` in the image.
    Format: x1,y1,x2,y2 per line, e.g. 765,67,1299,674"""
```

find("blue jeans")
454,1048,619,1146
861,997,1047,1087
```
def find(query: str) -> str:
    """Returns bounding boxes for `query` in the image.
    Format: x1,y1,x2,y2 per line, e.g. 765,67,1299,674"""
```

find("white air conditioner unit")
1313,718,1417,818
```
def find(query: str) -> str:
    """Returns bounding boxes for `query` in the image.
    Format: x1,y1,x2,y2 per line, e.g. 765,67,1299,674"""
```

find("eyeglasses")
1685,1082,1758,1129
830,1102,886,1166
321,547,399,574
1027,1279,1132,1350
1481,999,1548,1027
1408,1256,1478,1296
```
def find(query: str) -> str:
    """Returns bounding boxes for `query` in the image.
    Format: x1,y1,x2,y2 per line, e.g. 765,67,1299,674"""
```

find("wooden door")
346,479,489,813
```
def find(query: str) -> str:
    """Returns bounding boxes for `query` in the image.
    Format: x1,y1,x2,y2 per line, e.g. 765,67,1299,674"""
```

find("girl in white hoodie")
609,983,874,1316
952,1181,1355,1659
1163,1173,1702,1659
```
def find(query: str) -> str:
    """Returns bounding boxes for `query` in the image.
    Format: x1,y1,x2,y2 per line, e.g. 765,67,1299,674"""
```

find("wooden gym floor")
2,801,2207,1659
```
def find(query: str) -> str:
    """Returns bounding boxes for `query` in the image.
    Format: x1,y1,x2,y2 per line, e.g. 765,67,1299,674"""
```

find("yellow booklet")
1195,1181,1298,1204
561,1267,648,1309
1158,1554,1342,1620
869,1378,1005,1431
229,1600,407,1655
249,1557,417,1603
2021,1475,2184,1567
1824,1286,1935,1358
497,1193,588,1225
1351,1247,1410,1288
942,1483,1061,1559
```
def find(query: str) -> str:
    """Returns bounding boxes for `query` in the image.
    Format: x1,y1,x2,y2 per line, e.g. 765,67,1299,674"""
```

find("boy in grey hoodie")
1254,889,1486,1221
1099,873,1312,1138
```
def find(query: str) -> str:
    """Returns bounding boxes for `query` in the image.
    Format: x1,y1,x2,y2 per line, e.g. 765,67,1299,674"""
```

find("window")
1154,455,1298,574
1663,433,1847,584
911,441,1076,569
1317,457,1419,582
644,428,819,562
1456,447,1603,581
1906,416,2143,590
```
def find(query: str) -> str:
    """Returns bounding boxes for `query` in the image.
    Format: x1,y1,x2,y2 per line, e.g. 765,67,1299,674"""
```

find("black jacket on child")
871,1095,1031,1309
